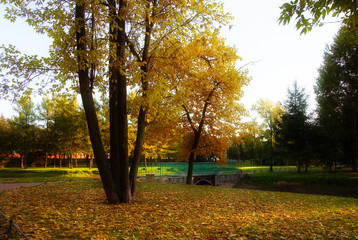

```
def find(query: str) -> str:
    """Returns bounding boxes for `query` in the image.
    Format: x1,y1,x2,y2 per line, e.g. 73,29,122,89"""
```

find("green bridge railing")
136,162,295,177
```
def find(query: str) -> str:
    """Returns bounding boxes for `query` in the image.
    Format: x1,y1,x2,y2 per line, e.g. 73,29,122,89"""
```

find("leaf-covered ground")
0,179,357,239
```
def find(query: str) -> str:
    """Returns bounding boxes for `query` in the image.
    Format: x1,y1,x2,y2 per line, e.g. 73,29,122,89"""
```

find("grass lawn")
240,168,358,198
0,165,295,182
0,167,99,183
0,179,357,239
238,166,297,173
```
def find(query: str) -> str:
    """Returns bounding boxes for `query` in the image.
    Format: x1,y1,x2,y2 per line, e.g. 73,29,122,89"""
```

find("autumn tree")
124,0,232,194
229,121,266,165
37,95,57,168
50,94,82,168
0,0,233,202
11,94,38,168
253,99,284,171
315,27,358,172
0,0,127,203
167,31,249,184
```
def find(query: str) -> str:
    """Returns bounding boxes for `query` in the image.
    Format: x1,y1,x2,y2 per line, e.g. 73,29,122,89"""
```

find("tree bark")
108,0,131,203
186,152,195,185
269,127,273,172
109,0,120,197
128,0,156,196
186,131,201,184
353,111,357,172
76,2,119,204
130,106,146,195
90,154,93,170
20,154,24,169
184,83,218,184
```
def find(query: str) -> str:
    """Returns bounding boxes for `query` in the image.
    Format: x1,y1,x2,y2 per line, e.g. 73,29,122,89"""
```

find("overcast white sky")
222,0,341,114
0,0,342,118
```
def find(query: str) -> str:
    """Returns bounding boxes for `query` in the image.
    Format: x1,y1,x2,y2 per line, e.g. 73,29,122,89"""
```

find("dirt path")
0,182,62,191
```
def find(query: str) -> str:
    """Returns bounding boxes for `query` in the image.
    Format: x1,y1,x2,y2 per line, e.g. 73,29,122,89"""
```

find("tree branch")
182,104,197,133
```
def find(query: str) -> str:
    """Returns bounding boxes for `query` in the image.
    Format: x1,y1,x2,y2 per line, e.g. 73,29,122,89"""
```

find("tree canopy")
315,27,358,172
253,99,284,171
0,0,245,203
279,0,358,34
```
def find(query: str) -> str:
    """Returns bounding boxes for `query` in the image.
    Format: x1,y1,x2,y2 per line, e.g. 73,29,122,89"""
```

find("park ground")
0,167,357,239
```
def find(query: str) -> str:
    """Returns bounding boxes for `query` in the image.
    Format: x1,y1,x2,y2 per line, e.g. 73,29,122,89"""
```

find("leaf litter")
0,179,357,239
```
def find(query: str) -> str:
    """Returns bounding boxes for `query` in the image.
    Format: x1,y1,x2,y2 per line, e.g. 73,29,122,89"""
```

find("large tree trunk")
129,107,146,195
186,131,201,184
353,111,357,172
128,0,155,196
186,151,195,185
76,2,119,204
108,0,131,203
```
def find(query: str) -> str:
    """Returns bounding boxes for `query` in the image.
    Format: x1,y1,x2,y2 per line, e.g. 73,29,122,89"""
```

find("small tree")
253,99,284,171
171,32,249,184
10,95,38,168
37,95,57,168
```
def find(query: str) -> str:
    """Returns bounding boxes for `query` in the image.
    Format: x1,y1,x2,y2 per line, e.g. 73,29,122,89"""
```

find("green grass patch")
241,168,358,197
0,180,357,239
0,167,99,183
238,165,296,173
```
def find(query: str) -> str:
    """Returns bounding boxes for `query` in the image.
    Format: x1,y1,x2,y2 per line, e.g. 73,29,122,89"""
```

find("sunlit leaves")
0,0,109,99
173,30,249,161
0,44,54,100
279,0,358,34
253,99,284,145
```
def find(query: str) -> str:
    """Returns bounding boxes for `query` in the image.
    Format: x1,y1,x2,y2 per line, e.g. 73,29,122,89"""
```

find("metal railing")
0,210,30,240
136,162,295,177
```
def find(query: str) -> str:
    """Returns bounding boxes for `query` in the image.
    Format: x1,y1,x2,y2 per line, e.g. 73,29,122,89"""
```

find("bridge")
193,175,216,186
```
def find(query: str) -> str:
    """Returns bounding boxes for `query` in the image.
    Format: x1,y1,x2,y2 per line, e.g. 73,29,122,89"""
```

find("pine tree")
315,27,358,172
278,81,310,173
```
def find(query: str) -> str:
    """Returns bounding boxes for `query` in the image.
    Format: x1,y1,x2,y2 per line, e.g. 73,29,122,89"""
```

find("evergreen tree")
315,27,358,172
278,81,310,172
